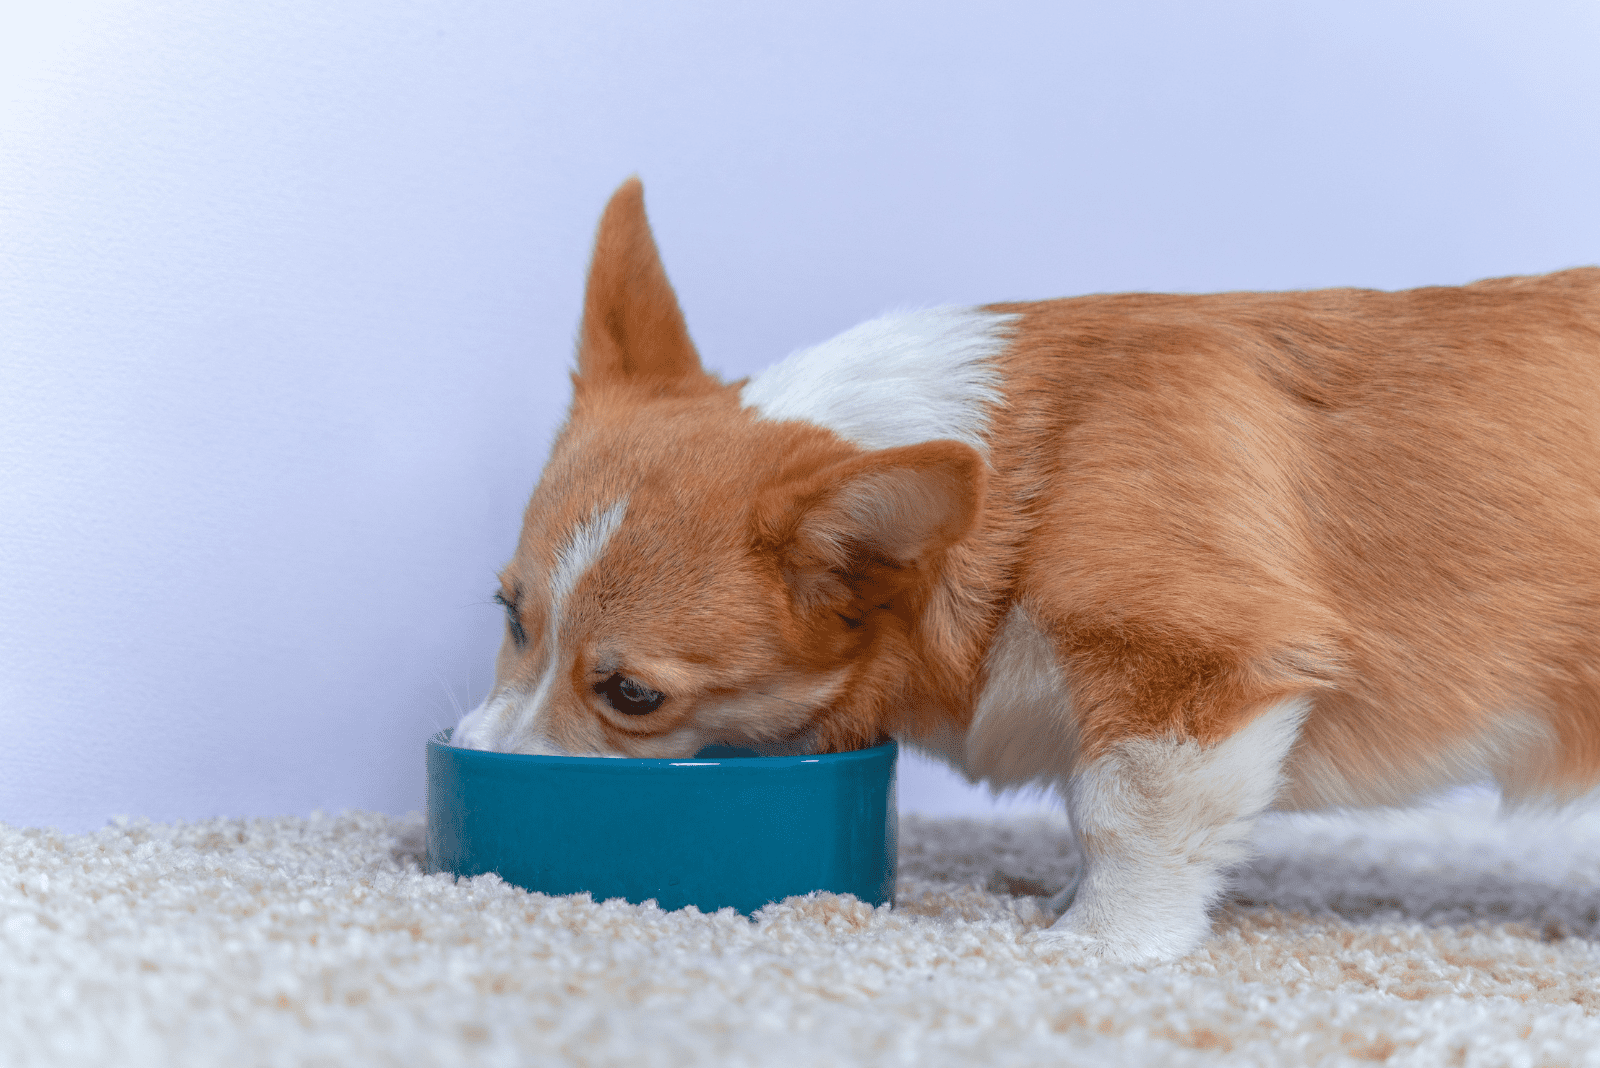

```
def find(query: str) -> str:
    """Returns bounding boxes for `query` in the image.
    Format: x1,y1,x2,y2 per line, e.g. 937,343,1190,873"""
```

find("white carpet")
4,789,1600,1067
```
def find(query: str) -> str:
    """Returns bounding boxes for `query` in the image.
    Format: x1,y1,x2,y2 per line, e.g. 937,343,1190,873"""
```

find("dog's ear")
754,440,985,617
576,178,711,392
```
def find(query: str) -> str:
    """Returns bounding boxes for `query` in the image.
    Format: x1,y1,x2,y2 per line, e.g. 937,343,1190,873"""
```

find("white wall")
3,0,1597,830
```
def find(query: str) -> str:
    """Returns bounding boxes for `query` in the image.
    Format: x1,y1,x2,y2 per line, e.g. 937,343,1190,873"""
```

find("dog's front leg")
1035,695,1310,962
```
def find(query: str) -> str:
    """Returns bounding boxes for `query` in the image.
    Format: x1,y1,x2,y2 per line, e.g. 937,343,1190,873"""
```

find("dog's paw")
1023,906,1207,964
1022,925,1171,965
1018,926,1106,963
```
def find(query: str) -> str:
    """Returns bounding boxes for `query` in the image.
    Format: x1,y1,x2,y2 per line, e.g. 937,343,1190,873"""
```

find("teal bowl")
426,731,897,915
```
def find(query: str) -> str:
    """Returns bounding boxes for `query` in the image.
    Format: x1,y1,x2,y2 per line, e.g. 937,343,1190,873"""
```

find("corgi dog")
453,178,1600,962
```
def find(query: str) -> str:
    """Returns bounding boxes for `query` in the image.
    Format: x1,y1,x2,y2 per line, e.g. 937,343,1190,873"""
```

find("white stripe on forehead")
453,499,626,753
551,499,628,605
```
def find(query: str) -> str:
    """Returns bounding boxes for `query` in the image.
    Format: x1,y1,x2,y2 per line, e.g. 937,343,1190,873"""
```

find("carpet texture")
4,790,1600,1067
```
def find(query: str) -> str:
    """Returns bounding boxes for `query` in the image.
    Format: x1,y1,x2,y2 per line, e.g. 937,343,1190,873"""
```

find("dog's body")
455,180,1600,960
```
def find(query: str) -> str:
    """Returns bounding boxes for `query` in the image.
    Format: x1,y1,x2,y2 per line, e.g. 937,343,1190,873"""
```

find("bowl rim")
428,729,897,770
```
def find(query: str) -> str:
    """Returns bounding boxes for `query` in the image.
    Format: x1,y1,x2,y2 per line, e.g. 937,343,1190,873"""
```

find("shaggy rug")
3,789,1599,1067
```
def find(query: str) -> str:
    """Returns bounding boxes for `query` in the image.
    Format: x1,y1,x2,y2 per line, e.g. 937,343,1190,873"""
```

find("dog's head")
451,180,984,757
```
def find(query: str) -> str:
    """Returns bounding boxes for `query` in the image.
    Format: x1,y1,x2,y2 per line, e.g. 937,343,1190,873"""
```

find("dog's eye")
492,591,526,647
594,672,666,716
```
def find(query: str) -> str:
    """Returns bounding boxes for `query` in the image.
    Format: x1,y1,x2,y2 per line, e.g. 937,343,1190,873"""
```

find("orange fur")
478,178,1600,811
987,277,1600,802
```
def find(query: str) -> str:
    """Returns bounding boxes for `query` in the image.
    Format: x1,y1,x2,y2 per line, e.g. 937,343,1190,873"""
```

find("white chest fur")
944,605,1083,792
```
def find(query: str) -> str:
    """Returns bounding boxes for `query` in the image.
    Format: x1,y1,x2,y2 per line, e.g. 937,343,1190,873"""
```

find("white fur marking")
1042,697,1312,962
960,605,1079,791
451,654,570,754
453,500,628,752
739,307,1015,453
552,499,628,606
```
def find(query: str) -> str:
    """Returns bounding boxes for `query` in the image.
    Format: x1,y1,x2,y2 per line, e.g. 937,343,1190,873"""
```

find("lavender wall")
3,0,1598,829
